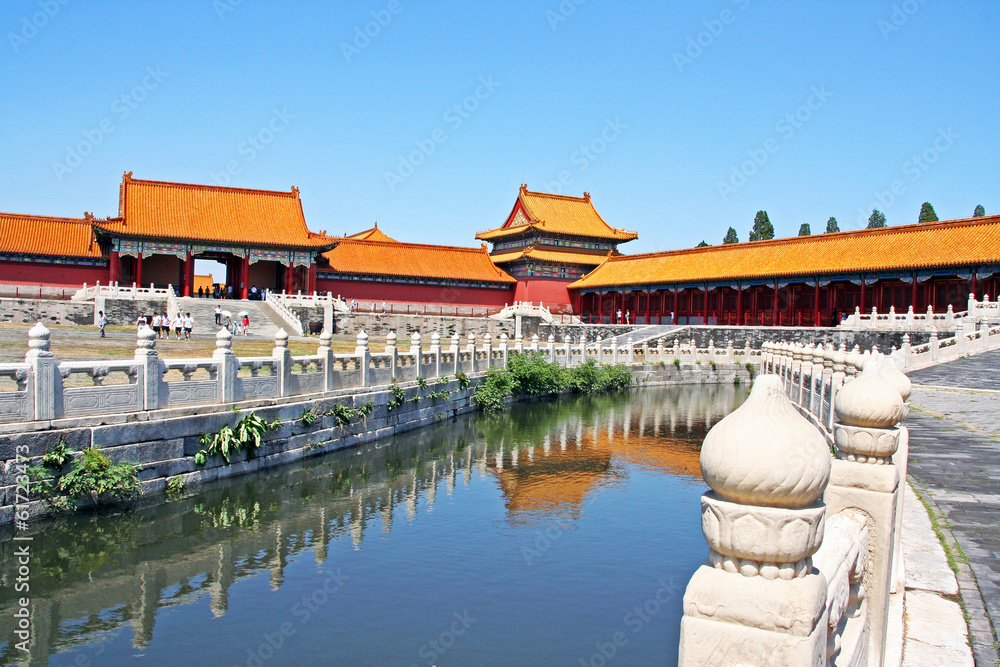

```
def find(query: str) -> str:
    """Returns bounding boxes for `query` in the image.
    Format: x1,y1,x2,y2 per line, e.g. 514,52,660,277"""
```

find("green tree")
797,223,811,236
696,240,710,247
825,217,839,233
918,202,938,223
974,204,986,217
723,227,739,244
867,209,886,228
748,210,774,241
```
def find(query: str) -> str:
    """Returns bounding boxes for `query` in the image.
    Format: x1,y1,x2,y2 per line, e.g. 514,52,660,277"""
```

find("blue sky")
2,0,997,255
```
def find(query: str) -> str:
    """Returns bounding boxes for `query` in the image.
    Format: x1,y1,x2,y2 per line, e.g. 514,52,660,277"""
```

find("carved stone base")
834,423,900,464
679,564,828,666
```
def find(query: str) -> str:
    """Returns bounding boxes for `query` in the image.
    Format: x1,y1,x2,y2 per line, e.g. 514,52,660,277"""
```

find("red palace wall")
316,278,514,308
512,278,575,312
0,260,108,289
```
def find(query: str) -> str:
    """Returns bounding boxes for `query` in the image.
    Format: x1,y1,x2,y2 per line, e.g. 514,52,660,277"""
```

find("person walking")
98,310,108,337
172,313,183,340
214,305,222,325
183,312,194,340
381,300,386,314
242,314,250,336
151,313,162,338
136,312,147,332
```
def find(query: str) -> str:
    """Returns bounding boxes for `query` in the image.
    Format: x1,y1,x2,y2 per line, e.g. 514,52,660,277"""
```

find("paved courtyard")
907,350,1000,666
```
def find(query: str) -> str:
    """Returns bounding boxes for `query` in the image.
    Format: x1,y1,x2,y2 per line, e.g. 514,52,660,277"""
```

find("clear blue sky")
2,0,997,255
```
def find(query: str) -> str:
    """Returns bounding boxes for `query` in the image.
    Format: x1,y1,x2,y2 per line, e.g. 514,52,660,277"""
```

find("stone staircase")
171,297,284,339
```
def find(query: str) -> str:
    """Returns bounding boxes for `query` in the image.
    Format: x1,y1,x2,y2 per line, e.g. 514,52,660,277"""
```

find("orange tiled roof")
570,215,1000,289
0,212,101,258
346,223,397,243
322,239,515,283
93,173,334,249
489,247,612,266
476,185,638,242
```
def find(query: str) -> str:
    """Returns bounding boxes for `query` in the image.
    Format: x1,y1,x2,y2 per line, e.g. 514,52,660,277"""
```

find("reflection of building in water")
0,385,743,664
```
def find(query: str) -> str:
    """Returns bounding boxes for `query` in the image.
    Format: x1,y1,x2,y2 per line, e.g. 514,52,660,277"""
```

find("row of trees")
702,203,988,247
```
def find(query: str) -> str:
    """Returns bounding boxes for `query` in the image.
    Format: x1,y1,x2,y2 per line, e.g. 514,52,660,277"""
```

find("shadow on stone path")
908,349,1000,666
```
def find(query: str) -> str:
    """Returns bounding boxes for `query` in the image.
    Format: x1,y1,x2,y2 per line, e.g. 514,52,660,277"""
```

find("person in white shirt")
183,313,194,340
151,313,162,338
172,313,183,340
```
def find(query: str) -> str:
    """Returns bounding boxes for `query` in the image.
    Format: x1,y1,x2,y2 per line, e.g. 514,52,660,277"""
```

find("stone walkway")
907,349,1000,666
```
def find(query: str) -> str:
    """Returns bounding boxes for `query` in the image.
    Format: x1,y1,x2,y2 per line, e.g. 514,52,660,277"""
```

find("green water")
0,384,747,666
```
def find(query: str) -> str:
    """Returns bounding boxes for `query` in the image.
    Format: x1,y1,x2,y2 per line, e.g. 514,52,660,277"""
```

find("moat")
0,385,748,666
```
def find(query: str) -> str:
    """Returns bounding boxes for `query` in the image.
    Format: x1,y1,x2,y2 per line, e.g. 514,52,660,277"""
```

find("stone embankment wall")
331,312,520,339
0,298,94,326
0,363,743,525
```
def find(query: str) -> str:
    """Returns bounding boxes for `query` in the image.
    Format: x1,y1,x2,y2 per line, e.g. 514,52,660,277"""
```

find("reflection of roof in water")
488,414,705,522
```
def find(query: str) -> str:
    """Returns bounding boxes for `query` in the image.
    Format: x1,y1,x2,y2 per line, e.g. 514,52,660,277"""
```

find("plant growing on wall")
387,383,406,411
330,403,356,426
31,446,140,511
195,413,281,465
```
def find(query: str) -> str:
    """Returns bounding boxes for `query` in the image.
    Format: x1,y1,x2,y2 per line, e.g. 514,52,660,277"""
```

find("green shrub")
474,367,517,413
196,412,281,465
330,403,356,426
455,371,471,390
673,358,681,368
387,383,406,411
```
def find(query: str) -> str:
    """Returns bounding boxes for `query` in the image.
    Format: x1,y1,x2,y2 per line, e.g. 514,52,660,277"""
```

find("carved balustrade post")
499,333,509,368
564,336,572,367
827,355,907,664
318,330,334,391
531,333,539,353
25,323,63,420
409,332,422,379
214,327,237,402
548,334,556,364
385,331,398,381
611,336,619,364
483,333,493,371
355,330,371,387
466,333,476,373
450,333,461,375
135,325,160,410
430,332,442,378
679,376,831,665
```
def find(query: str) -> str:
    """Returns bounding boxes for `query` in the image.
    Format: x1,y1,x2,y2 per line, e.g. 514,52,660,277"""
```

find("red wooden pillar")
736,283,743,327
971,272,978,300
772,281,779,326
860,277,866,313
911,274,918,311
135,254,143,288
814,279,821,326
703,285,709,326
182,252,193,297
109,251,120,284
672,287,678,324
308,263,317,294
240,256,250,299
283,263,293,294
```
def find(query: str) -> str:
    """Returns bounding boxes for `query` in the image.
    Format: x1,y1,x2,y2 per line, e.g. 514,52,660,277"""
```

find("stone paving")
907,349,1000,666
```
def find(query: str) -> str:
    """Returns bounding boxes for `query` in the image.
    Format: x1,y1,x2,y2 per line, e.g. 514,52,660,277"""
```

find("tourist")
172,313,183,339
183,312,193,340
351,299,357,312
198,286,204,298
381,300,386,313
162,313,169,338
371,302,376,313
227,285,233,299
242,314,250,335
151,313,162,338
97,310,107,338
616,308,622,324
136,312,147,332
625,310,631,324
250,285,258,300
212,285,220,299
214,304,222,325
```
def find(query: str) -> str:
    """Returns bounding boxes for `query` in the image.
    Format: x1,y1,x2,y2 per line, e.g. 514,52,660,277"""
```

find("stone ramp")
620,324,685,345
171,297,283,339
